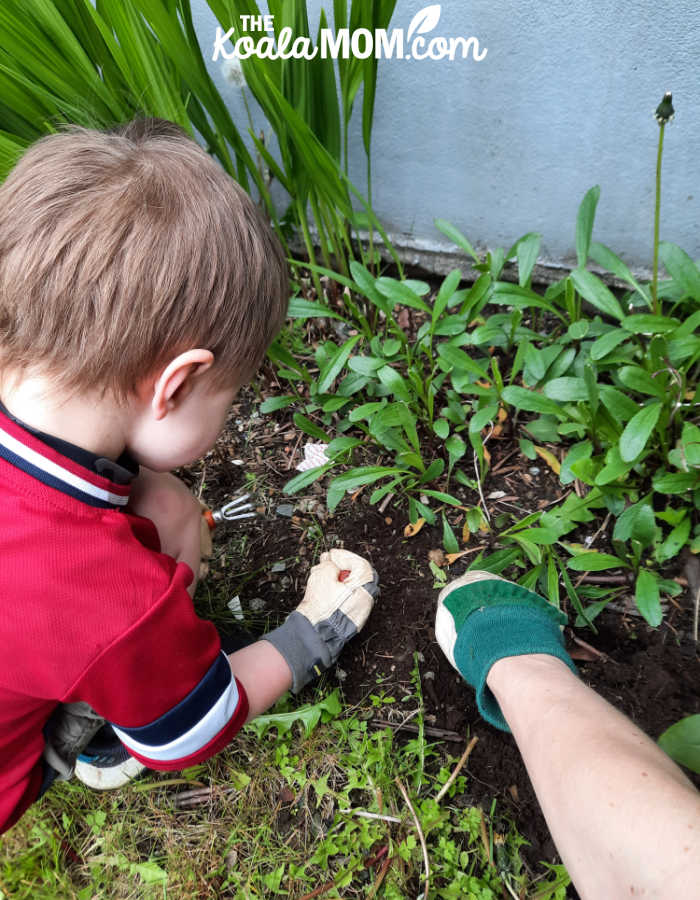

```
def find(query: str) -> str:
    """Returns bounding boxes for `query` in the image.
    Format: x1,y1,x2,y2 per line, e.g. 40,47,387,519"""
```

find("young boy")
0,118,377,834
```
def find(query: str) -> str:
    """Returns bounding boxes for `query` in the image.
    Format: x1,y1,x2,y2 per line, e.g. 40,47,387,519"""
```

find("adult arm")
487,654,700,900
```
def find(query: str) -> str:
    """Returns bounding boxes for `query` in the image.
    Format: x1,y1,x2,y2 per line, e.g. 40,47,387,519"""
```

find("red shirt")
0,408,248,833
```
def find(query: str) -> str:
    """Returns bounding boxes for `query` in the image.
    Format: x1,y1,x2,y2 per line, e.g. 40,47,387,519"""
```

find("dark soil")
183,385,700,887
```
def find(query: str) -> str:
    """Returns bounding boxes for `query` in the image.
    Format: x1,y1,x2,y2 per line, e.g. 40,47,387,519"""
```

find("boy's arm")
227,642,293,722
127,467,202,596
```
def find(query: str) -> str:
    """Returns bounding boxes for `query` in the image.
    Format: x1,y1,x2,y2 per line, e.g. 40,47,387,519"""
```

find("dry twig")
366,856,393,899
479,808,492,867
298,880,336,900
395,776,430,900
568,632,616,664
435,735,479,803
685,556,700,643
370,720,464,742
378,491,395,514
338,808,401,824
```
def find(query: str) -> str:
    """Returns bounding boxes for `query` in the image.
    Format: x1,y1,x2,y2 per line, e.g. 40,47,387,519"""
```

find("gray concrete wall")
194,1,700,272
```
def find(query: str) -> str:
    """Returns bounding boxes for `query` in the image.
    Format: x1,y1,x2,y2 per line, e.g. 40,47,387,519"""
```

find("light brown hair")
0,118,288,400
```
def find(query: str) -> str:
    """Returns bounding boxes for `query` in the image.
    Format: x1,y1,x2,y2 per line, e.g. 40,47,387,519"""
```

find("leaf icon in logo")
406,4,442,43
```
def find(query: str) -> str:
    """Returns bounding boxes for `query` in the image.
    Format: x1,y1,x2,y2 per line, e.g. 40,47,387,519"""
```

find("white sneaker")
74,743,146,790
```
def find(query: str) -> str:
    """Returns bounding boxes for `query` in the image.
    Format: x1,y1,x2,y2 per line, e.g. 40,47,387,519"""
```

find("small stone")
249,597,266,612
276,504,295,517
227,595,244,621
335,667,348,681
528,466,541,475
487,490,506,499
270,561,286,574
424,670,435,680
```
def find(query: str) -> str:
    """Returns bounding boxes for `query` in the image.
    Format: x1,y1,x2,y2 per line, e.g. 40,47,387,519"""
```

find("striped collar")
0,408,134,510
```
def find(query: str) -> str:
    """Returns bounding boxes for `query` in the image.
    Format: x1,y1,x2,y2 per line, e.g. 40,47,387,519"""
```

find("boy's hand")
128,469,204,593
263,549,378,692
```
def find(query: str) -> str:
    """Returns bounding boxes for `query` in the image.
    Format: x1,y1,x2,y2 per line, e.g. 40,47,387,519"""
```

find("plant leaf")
502,386,565,419
635,569,662,627
567,552,628,572
619,403,662,462
570,269,624,321
659,241,700,300
317,335,361,393
658,715,700,774
575,185,600,267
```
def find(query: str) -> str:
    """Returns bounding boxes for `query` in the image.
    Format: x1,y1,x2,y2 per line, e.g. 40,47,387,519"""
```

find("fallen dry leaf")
445,550,472,564
428,548,446,567
534,445,561,475
404,517,426,537
493,405,508,437
462,523,471,544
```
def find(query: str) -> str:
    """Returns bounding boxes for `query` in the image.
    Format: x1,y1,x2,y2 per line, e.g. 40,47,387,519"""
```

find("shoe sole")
74,755,146,790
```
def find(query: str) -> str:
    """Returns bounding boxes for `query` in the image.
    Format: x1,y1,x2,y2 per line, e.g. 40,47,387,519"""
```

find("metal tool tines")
211,493,256,523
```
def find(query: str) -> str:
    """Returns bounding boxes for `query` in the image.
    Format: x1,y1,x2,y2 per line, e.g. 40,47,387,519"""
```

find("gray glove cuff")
263,610,358,692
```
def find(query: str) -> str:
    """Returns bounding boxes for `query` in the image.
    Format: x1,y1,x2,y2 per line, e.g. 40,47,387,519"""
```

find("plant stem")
297,198,323,300
651,123,665,314
367,154,375,274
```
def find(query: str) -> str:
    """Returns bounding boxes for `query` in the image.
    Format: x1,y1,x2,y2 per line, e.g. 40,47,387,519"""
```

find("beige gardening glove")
264,549,378,691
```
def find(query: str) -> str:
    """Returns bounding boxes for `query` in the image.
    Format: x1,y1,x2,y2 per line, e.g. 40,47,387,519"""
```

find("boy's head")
0,118,288,408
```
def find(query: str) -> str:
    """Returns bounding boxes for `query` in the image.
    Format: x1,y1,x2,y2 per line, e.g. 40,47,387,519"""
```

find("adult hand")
435,571,576,731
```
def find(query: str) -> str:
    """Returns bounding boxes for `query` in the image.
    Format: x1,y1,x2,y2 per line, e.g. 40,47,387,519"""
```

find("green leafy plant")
658,714,700,774
265,96,698,627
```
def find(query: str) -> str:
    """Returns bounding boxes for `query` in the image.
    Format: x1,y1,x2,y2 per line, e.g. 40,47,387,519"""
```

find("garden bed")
184,383,700,875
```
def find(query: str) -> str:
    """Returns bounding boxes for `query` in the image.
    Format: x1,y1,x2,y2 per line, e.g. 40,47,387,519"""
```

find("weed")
1,690,570,899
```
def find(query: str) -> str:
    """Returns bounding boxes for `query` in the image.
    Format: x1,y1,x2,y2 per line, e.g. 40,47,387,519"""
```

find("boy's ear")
151,349,214,420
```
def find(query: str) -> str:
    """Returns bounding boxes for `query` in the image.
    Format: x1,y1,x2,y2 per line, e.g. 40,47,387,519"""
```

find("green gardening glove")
435,571,577,732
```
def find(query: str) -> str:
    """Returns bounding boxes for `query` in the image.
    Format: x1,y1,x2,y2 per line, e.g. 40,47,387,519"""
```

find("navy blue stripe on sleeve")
112,651,232,748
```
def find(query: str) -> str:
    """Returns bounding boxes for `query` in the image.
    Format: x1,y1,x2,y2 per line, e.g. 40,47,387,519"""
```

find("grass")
1,695,570,899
